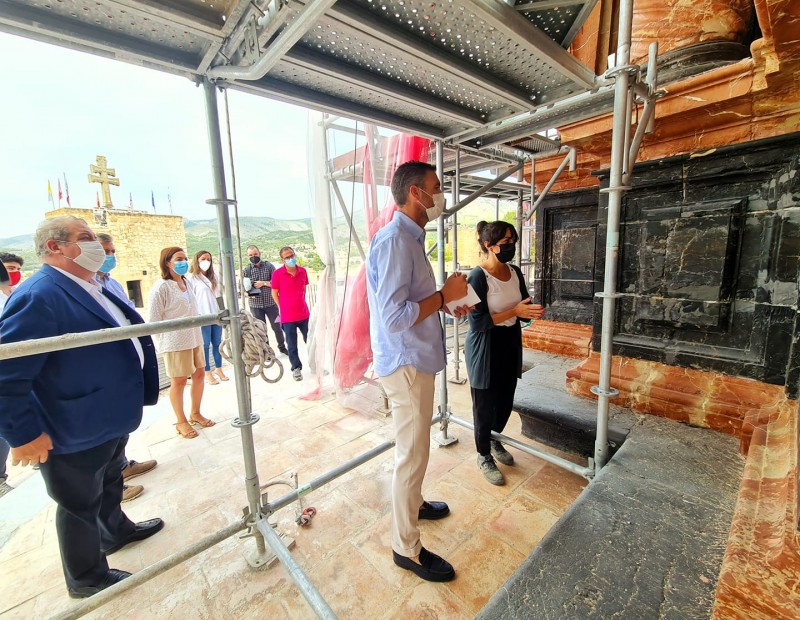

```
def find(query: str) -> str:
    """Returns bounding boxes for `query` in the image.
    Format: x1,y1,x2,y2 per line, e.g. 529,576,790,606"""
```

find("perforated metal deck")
0,0,605,152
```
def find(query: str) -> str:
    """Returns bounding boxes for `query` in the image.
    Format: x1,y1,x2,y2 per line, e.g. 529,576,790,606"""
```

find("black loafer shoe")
102,518,165,555
68,569,131,599
418,500,450,520
393,547,455,582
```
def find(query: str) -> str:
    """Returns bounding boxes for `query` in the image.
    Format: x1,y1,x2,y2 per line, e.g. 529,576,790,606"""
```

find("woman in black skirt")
464,221,544,485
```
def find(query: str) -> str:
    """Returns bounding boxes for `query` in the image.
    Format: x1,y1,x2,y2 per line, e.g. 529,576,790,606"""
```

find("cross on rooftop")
88,155,120,208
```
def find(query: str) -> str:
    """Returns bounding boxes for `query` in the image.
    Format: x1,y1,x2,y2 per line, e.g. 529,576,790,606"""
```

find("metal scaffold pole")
592,0,636,471
202,79,266,556
203,80,336,619
449,148,466,385
434,140,457,446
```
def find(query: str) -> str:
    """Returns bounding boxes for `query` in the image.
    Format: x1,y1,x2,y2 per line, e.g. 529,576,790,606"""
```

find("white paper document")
445,284,480,313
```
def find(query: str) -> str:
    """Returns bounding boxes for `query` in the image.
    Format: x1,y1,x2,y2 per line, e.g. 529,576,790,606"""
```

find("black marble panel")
532,188,598,325
590,132,800,397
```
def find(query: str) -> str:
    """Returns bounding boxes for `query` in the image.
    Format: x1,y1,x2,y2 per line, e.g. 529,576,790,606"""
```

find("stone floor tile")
312,542,397,617
522,462,589,513
446,528,526,615
483,492,561,555
382,580,473,620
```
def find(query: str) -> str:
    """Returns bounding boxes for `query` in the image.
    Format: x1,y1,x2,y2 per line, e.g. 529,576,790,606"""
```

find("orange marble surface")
526,0,800,192
712,403,800,619
521,320,592,359
565,352,796,454
630,0,754,63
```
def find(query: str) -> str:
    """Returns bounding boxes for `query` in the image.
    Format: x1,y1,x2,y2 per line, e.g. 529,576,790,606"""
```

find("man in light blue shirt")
367,160,470,583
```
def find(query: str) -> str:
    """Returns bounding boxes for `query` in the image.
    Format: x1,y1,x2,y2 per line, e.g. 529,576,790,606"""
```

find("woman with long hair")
464,221,544,485
149,247,215,439
188,250,228,385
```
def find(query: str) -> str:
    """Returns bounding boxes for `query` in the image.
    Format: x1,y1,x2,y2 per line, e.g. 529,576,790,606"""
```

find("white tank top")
481,267,522,327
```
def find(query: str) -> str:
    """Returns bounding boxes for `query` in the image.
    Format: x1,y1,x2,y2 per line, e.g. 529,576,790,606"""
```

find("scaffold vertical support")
592,0,636,472
449,147,466,385
202,78,268,563
434,140,457,446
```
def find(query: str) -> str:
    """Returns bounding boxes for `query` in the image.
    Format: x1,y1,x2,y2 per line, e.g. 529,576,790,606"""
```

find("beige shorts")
163,346,205,378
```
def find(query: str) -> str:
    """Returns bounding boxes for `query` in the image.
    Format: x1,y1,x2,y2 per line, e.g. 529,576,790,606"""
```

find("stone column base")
565,352,795,454
522,320,592,359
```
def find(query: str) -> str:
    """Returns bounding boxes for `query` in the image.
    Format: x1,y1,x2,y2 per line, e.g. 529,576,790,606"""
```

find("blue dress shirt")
366,211,446,377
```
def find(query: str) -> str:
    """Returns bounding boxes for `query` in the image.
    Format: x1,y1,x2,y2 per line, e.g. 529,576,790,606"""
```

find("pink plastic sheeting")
332,134,432,390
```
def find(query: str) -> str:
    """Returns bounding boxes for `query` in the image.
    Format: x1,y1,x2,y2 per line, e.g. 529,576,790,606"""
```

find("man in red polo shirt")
271,246,310,381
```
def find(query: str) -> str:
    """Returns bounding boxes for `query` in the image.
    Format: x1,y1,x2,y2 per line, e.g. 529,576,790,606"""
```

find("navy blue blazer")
0,264,159,454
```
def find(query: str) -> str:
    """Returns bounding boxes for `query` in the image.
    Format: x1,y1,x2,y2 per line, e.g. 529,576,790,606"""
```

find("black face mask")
496,244,516,264
249,255,261,265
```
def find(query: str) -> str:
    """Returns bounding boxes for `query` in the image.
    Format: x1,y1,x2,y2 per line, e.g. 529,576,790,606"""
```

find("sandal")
175,422,198,439
189,414,215,428
205,372,219,385
215,370,229,382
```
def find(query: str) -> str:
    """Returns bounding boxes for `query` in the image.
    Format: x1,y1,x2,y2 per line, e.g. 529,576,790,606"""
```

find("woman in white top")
188,250,228,385
464,222,544,486
149,246,215,439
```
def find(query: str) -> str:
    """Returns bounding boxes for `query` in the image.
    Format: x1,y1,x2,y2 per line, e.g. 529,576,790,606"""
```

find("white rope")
220,308,283,383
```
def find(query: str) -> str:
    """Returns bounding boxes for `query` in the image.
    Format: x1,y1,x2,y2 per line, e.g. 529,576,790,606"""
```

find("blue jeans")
282,319,309,371
0,437,9,481
201,324,223,371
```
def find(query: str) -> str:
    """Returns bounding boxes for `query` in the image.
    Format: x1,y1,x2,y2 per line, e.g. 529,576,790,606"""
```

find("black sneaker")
477,454,505,486
393,547,455,582
490,440,514,466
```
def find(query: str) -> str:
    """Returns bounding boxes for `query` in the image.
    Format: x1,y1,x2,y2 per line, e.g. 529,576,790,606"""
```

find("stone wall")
46,207,186,309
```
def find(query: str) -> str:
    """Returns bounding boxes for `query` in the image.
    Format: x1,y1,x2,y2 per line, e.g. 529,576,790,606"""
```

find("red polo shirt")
271,265,310,323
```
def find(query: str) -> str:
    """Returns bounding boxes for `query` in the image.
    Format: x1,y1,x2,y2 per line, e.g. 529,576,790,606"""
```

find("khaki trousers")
380,365,435,558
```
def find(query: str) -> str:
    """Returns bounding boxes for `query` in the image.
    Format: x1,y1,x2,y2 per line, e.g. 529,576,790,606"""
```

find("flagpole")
63,173,71,208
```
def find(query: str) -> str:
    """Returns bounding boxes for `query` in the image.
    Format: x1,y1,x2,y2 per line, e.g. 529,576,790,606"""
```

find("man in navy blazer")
0,216,164,598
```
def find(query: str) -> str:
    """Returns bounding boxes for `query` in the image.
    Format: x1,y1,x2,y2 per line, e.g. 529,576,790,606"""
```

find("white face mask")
199,260,211,272
418,189,446,222
57,240,107,273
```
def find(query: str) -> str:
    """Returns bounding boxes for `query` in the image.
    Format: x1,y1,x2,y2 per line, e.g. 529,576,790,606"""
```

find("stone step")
478,416,744,620
514,361,638,458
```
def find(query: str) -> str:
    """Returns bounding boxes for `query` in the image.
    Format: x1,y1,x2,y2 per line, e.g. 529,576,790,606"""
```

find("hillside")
0,215,320,271
184,216,321,270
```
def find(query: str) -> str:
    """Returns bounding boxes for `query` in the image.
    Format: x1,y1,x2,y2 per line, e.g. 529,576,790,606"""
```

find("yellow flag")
47,180,54,204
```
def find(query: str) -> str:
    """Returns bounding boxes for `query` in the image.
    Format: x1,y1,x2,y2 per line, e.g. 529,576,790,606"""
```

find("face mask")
58,240,107,272
173,260,190,276
418,189,446,222
249,255,261,265
99,255,117,273
199,260,211,272
284,257,297,268
7,270,21,286
496,244,516,264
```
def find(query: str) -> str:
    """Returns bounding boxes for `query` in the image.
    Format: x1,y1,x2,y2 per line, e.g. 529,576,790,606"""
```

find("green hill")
184,216,323,271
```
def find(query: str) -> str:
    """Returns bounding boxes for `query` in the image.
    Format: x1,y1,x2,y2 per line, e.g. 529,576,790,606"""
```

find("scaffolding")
0,0,661,617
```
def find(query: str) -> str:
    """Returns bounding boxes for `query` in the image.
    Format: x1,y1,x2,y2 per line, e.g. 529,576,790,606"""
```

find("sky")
0,32,316,238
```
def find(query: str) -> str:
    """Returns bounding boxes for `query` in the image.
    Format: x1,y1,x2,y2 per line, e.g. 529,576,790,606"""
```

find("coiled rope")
220,310,283,383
